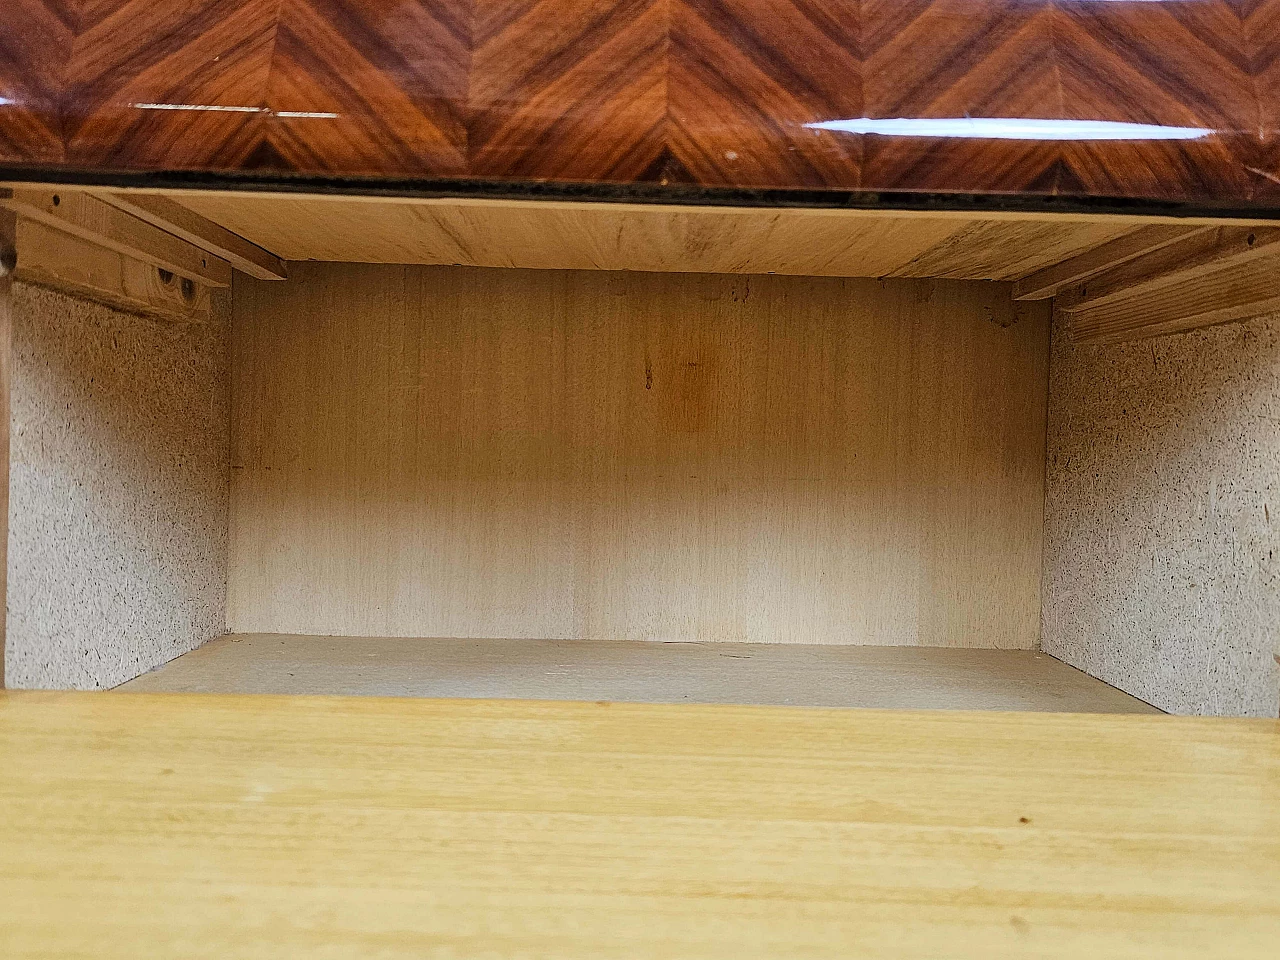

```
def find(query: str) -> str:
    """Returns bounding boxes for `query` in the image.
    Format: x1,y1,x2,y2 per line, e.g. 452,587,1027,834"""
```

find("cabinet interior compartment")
2,187,1276,717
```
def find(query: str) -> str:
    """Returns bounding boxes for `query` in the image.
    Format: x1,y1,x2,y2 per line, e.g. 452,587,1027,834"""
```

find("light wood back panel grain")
230,264,1049,646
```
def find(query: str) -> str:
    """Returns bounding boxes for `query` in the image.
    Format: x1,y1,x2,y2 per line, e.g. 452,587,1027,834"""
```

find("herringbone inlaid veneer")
1,0,1278,204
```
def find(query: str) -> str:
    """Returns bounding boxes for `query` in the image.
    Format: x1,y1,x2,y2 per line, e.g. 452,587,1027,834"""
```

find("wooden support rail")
0,190,231,287
11,220,212,322
1012,225,1209,301
94,193,287,281
1058,229,1280,343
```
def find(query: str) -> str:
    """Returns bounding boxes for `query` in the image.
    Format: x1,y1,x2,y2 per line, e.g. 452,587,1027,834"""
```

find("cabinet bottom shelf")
118,635,1159,714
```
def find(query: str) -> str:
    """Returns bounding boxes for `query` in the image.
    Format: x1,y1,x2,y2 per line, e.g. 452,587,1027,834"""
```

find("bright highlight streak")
132,102,264,113
805,117,1214,141
130,103,340,119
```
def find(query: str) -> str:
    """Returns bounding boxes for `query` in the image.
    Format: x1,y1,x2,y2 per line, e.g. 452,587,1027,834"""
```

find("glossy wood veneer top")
3,0,1280,207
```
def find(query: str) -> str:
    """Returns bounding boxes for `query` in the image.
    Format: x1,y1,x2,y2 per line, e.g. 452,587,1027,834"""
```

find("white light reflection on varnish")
130,103,338,119
806,117,1214,140
131,103,263,113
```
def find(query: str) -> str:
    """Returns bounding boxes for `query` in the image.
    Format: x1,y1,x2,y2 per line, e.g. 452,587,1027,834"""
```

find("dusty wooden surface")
119,635,1159,714
1,692,1276,958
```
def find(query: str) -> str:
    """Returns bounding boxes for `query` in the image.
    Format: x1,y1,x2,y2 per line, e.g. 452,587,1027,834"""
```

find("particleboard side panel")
6,284,230,689
1042,313,1280,717
0,214,11,686
229,264,1049,646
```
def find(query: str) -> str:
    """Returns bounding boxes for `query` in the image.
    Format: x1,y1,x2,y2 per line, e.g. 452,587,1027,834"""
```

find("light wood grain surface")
231,264,1050,646
1,692,1276,958
94,192,288,281
169,191,1145,280
0,189,231,287
1062,255,1280,344
12,218,212,322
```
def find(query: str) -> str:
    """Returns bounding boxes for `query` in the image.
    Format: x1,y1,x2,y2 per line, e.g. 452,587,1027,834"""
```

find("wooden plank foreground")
1,692,1277,958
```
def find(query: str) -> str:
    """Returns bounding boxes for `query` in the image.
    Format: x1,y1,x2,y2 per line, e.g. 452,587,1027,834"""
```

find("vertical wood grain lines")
230,264,1050,646
4,1,1280,203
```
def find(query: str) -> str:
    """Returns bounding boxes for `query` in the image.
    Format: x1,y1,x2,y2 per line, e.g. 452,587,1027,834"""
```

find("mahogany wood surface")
1,1,1280,206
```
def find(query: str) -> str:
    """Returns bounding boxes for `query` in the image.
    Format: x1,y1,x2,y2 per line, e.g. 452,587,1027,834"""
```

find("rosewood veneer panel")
860,0,1061,194
469,0,667,182
1242,0,1280,203
1054,0,1257,203
63,0,277,169
0,0,73,164
3,0,1280,205
668,0,861,188
1248,0,1280,132
262,0,469,176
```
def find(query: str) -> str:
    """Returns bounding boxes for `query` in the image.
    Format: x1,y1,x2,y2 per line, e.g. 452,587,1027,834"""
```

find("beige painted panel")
230,264,1049,646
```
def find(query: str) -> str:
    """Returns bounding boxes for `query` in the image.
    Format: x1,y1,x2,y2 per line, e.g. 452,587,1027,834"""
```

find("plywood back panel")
230,264,1049,646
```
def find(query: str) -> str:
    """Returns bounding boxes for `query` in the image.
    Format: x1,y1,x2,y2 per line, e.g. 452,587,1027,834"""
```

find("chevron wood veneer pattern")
264,0,469,175
64,0,278,167
0,0,73,164
3,0,1280,204
1054,0,1257,201
470,0,668,182
1242,0,1280,204
669,0,861,188
861,0,1060,193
